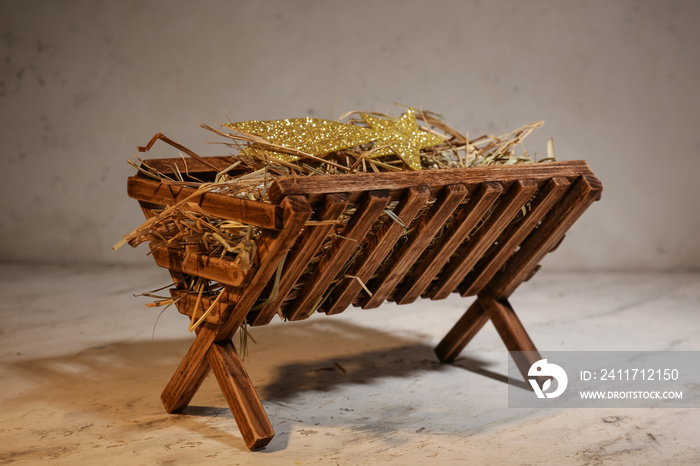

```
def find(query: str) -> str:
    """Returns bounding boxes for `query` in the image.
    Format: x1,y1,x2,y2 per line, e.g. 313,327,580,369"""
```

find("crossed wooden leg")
435,292,542,381
160,323,275,450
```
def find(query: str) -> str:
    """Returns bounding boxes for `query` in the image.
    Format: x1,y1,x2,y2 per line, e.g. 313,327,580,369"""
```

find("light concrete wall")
1,0,698,270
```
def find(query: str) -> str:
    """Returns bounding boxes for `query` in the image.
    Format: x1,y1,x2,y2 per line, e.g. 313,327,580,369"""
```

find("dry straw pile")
116,109,555,333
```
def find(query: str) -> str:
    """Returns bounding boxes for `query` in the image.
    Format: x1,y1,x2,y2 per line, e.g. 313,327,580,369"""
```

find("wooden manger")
127,156,602,450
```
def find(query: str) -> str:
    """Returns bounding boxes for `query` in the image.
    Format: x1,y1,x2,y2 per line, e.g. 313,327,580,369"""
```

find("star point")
361,108,445,170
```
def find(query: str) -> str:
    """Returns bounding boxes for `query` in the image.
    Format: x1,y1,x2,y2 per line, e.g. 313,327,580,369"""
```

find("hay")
119,109,555,331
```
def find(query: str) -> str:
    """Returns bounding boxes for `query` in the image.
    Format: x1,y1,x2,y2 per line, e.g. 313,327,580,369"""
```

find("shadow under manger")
8,318,525,453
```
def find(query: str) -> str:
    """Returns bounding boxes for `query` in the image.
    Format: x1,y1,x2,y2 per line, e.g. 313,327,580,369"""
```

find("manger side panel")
227,196,312,330
285,191,391,321
361,184,469,309
325,185,431,315
487,175,602,299
460,177,571,296
428,179,538,300
252,194,349,324
393,182,503,305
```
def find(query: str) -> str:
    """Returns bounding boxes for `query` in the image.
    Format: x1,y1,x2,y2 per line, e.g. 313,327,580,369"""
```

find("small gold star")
361,108,445,170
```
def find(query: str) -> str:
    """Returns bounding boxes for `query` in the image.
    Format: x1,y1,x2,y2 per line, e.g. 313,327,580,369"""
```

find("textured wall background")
1,0,698,270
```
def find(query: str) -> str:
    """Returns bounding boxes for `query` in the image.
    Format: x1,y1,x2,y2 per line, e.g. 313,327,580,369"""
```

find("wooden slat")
206,340,275,450
488,175,602,299
128,176,282,230
140,156,247,176
393,182,503,305
428,179,538,300
284,191,391,321
151,247,250,288
268,160,595,204
171,289,234,325
362,184,469,309
325,186,431,315
460,177,571,296
434,300,490,363
250,194,349,325
226,195,312,330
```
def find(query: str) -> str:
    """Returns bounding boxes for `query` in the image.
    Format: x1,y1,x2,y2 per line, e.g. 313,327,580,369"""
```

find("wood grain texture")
135,159,602,451
139,199,220,415
393,182,502,305
325,186,431,315
285,191,391,321
428,179,538,300
128,176,282,229
460,177,571,297
206,340,275,450
268,160,594,204
488,175,602,299
160,301,253,432
254,194,349,324
140,156,247,177
479,294,541,380
234,196,312,329
434,299,490,363
151,247,250,288
171,289,234,325
361,184,469,309
160,324,218,413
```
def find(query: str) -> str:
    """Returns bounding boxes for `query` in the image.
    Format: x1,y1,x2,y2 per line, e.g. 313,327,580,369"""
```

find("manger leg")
161,326,217,413
479,294,541,380
207,340,275,450
435,300,490,363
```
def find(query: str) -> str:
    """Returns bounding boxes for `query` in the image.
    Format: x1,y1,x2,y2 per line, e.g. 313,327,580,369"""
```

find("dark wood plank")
434,300,490,363
479,293,541,380
206,340,275,450
160,287,249,413
362,184,469,309
428,179,538,300
229,196,312,329
140,155,246,176
151,247,250,288
460,177,571,296
160,324,217,413
268,160,595,204
394,182,503,305
252,194,349,324
325,186,431,315
488,175,602,299
171,289,235,325
285,191,391,321
128,176,282,230
137,199,217,415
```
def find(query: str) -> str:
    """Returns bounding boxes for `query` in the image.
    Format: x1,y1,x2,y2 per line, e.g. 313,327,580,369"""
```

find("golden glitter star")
361,108,445,170
226,117,376,162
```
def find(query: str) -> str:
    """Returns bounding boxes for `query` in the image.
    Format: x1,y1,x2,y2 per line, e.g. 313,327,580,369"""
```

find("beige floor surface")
1,265,698,465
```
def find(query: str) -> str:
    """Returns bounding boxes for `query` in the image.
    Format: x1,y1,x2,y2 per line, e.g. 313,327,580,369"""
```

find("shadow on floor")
6,318,522,452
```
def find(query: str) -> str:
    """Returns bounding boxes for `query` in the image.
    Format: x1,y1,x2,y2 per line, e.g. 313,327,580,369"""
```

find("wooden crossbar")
127,158,602,450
